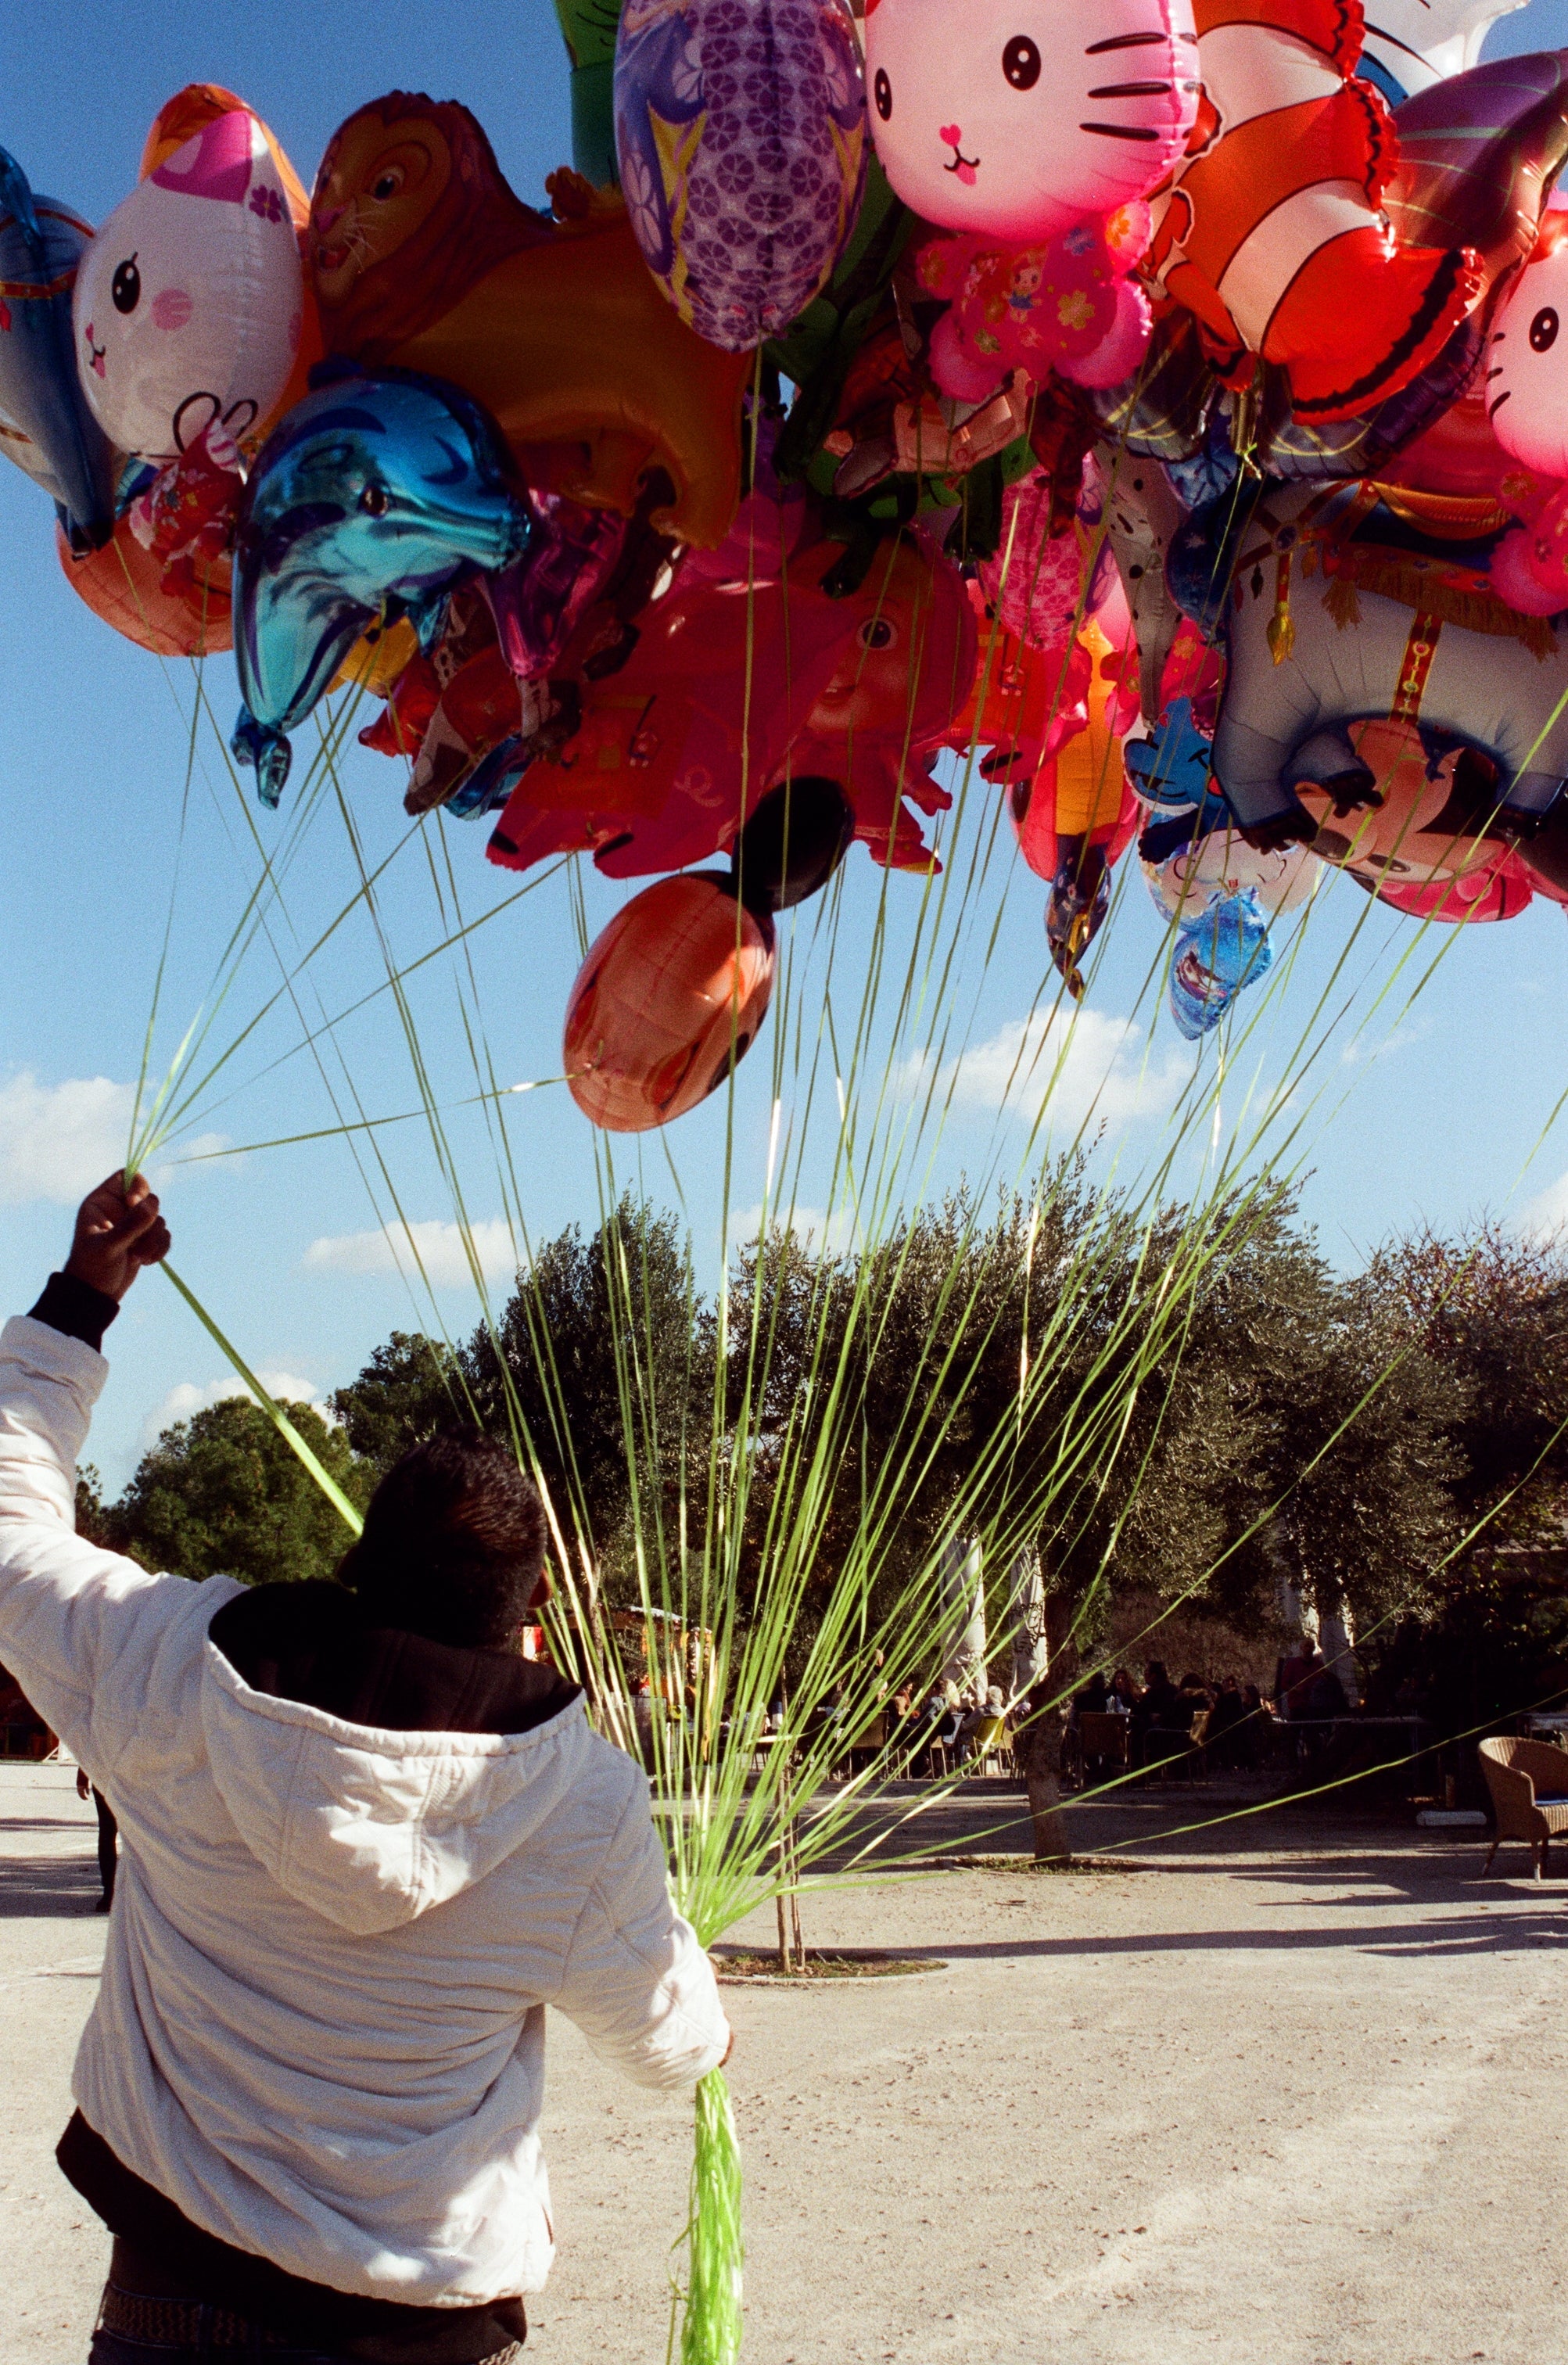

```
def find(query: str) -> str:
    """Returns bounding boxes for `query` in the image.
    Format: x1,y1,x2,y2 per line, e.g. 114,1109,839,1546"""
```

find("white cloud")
302,1218,519,1288
730,1202,858,1253
136,1369,327,1456
0,1073,135,1205
898,1007,1188,1132
0,1071,231,1205
1339,1015,1433,1069
1521,1172,1568,1240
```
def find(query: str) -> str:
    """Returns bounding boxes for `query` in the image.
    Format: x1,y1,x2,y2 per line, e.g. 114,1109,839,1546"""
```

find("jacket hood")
200,1582,588,1936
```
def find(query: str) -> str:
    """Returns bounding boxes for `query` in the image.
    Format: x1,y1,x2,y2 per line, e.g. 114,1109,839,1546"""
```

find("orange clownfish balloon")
1146,0,1480,421
563,874,776,1132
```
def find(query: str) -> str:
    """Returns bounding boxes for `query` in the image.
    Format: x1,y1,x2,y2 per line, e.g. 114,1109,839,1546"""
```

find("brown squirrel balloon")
307,94,748,547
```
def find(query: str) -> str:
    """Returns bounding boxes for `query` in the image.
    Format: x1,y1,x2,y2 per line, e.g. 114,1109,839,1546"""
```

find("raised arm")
0,1173,178,1759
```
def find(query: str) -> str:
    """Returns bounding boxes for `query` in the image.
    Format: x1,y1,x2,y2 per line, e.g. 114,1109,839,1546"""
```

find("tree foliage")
330,1331,467,1470
91,1193,1568,1729
103,1398,371,1585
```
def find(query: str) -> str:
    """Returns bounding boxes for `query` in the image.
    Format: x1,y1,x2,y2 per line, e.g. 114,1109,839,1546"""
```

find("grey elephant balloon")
231,367,531,807
1197,481,1568,844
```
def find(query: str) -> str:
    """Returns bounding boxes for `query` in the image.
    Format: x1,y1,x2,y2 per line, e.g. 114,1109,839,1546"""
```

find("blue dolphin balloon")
0,150,114,550
231,366,531,806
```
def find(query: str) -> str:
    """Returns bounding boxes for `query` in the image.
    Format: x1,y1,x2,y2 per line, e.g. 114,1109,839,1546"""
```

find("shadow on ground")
0,1853,102,1918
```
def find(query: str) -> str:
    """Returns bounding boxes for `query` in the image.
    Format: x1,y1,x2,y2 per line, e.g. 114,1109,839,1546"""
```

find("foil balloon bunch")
7,6,1568,1104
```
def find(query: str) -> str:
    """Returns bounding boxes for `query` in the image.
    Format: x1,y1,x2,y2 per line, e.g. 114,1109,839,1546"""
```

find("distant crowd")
748,1640,1365,1785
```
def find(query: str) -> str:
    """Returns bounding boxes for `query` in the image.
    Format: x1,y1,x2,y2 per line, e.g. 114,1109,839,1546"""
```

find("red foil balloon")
56,509,233,655
563,875,775,1132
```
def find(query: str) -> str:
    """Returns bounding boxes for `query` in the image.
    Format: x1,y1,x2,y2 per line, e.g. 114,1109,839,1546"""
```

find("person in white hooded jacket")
0,1172,730,2365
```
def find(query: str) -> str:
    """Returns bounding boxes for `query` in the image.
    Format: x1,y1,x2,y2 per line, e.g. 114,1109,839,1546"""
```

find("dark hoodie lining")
206,1580,583,1735
63,1585,583,2356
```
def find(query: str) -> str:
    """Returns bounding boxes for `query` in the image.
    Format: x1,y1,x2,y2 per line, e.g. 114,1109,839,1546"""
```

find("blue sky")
4,0,1568,1493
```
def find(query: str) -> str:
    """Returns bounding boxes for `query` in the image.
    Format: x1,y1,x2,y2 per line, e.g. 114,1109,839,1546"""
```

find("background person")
74,1763,118,1912
1274,1638,1320,1721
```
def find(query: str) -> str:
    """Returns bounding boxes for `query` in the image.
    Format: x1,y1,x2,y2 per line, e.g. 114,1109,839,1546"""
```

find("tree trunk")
774,1750,804,1973
1014,1691,1071,1864
1013,1594,1078,1863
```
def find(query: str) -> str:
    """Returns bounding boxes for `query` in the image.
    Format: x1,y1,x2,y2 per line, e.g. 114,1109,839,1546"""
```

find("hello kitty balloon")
74,108,303,462
862,0,1198,246
1487,228,1568,479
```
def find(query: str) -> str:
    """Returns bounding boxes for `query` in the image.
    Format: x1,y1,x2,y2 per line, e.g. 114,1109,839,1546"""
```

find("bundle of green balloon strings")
109,537,1479,2363
674,2068,745,2363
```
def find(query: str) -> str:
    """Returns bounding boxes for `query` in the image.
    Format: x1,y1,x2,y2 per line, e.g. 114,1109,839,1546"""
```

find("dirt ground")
3,1760,1566,2365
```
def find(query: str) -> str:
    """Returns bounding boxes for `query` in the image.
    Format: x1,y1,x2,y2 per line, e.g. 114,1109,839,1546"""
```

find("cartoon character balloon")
309,95,750,548
480,455,975,884
1176,478,1568,842
1477,207,1568,616
74,106,305,461
865,0,1195,404
1167,888,1274,1039
863,0,1196,246
231,368,533,806
0,151,114,549
1145,0,1480,421
1143,823,1320,926
1299,720,1525,911
1485,221,1568,476
615,0,868,350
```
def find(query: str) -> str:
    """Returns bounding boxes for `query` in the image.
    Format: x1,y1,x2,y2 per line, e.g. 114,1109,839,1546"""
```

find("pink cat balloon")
863,0,1198,245
866,0,1196,400
1477,221,1568,615
74,109,302,462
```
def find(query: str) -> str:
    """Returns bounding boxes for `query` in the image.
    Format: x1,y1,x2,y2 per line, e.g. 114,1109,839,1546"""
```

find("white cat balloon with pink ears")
863,0,1199,400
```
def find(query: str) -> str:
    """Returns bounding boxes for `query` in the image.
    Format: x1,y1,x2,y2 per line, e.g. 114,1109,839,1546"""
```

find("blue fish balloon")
231,365,531,806
0,150,114,550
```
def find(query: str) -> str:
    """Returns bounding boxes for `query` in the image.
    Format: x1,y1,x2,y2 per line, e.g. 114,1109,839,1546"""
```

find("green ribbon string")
160,1263,364,1538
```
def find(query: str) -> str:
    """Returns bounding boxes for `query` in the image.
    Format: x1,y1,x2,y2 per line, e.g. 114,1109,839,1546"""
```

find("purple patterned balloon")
615,0,867,352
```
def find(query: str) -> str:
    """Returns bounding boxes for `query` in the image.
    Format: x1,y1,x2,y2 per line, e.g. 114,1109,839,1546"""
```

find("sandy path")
2,1763,1564,2365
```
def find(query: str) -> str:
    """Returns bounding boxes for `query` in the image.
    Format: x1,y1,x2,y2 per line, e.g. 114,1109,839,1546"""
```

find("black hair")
339,1430,546,1649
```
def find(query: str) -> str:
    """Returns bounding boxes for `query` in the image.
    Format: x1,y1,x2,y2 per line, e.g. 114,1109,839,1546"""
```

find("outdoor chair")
970,1714,1012,1776
845,1714,887,1775
1477,1736,1568,1877
1145,1720,1203,1783
1078,1712,1130,1784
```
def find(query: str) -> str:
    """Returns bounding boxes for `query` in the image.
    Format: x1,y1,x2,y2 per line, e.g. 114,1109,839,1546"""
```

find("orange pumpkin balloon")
55,512,232,655
563,876,775,1133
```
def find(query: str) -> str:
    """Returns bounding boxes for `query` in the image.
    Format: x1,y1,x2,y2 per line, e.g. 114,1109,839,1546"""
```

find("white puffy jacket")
0,1314,729,2307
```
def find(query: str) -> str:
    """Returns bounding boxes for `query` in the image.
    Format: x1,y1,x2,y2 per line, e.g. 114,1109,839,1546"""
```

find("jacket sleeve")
551,1779,730,2090
0,1315,180,1765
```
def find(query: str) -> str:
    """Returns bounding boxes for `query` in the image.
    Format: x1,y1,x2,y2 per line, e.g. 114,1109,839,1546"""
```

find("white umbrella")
1002,1548,1047,1707
938,1534,986,1706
